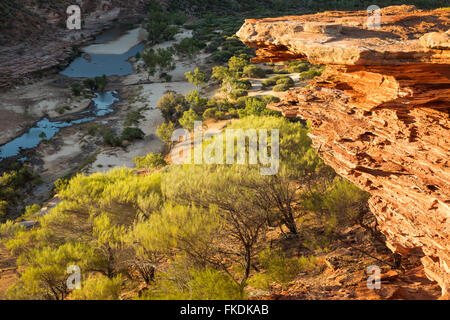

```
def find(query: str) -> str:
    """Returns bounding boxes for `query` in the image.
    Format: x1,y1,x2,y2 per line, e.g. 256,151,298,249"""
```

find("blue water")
60,43,144,78
0,91,119,161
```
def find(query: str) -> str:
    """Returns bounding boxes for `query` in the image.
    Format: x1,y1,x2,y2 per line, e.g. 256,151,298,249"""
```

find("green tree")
157,92,188,122
68,275,123,300
179,109,201,131
156,121,175,146
142,48,176,80
185,90,208,114
133,152,167,171
228,56,248,76
185,68,209,89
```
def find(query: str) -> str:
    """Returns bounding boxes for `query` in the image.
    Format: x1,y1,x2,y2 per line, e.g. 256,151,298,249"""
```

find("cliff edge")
237,5,450,295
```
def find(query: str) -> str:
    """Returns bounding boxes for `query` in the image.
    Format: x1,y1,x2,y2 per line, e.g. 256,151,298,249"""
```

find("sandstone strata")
237,5,450,295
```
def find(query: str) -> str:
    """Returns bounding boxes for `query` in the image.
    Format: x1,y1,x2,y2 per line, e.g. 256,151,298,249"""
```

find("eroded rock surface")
237,5,450,296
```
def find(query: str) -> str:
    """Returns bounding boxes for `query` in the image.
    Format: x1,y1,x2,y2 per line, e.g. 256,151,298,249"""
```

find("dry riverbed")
0,26,210,217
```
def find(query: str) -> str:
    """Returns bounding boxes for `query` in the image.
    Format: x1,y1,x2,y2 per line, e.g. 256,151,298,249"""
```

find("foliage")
243,65,266,78
255,248,319,288
142,48,176,79
121,127,145,142
273,83,291,92
156,122,175,146
133,153,167,170
71,82,83,96
68,275,123,300
185,68,209,89
141,267,242,300
179,109,201,131
185,90,208,114
145,0,178,44
83,75,107,91
175,38,206,58
157,92,188,122
230,89,248,99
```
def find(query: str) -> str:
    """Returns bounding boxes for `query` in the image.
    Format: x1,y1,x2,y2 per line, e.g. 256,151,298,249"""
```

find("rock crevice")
237,5,450,295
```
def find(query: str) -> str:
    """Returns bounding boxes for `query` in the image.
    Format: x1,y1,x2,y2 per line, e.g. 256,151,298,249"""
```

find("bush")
243,65,266,78
121,127,145,141
258,248,318,287
69,275,123,300
230,78,252,90
157,92,188,122
230,89,248,99
287,61,310,73
174,38,206,58
261,95,281,104
71,82,83,96
179,109,201,131
169,12,187,26
134,152,167,169
273,83,291,92
211,50,233,63
156,122,175,145
203,107,218,120
276,77,294,86
101,128,122,147
300,68,323,80
141,267,242,300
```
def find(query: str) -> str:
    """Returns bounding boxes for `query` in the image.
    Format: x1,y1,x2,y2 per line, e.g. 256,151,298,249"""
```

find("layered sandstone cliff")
237,5,450,295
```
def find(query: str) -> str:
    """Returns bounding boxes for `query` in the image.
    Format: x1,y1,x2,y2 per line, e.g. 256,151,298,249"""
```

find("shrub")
185,90,208,114
287,61,310,73
211,50,233,63
203,107,218,120
121,127,145,141
261,95,281,104
243,65,266,78
69,275,123,300
71,82,83,96
273,83,291,92
276,76,294,86
174,38,206,58
133,152,167,169
156,122,175,145
101,128,122,147
179,109,201,130
169,12,187,26
258,248,318,286
215,111,226,120
157,92,188,122
230,89,248,99
300,68,323,80
230,79,252,90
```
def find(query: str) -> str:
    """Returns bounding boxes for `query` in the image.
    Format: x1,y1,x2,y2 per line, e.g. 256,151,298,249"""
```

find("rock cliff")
237,5,450,295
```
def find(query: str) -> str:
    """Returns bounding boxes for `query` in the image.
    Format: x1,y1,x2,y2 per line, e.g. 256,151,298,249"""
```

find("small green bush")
121,127,145,141
134,152,167,169
273,83,291,92
258,248,319,287
203,107,218,120
230,89,248,99
243,65,266,78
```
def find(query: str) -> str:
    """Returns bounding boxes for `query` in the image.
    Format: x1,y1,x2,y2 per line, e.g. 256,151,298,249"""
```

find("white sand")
88,81,196,174
83,27,147,55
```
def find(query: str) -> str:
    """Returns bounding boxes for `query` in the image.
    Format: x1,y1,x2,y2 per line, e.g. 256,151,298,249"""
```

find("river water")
0,92,119,161
0,25,144,162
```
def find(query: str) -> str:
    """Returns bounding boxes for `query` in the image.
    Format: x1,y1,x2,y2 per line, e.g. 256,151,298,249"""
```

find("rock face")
237,5,450,296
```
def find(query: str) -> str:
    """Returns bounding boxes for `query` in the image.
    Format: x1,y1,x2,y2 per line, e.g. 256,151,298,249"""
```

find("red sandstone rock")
237,5,450,296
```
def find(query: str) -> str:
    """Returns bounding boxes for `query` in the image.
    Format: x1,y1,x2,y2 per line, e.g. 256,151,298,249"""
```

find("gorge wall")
237,5,450,296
